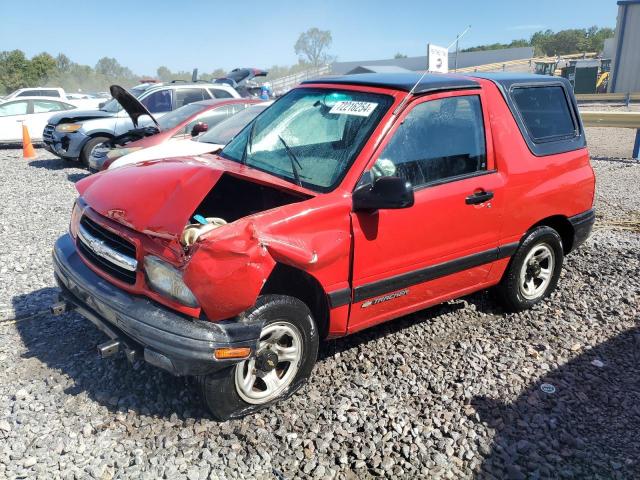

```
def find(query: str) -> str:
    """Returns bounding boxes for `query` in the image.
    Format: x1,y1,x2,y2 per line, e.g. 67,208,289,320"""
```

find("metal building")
609,0,640,93
331,47,535,75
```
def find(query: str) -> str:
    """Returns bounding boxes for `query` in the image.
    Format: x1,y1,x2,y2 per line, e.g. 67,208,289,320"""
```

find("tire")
496,226,564,312
199,295,319,420
80,136,109,167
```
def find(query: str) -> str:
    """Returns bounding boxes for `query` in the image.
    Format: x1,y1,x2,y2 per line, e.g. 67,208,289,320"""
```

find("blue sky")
0,0,617,75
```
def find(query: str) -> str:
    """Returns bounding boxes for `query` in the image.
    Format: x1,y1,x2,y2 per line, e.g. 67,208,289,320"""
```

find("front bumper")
53,234,263,376
43,129,88,160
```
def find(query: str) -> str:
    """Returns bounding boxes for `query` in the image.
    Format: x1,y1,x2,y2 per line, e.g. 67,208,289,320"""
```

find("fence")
268,65,332,96
580,110,640,158
576,92,640,104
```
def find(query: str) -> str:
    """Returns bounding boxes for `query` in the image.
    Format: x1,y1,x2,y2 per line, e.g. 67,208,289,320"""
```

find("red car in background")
89,97,261,170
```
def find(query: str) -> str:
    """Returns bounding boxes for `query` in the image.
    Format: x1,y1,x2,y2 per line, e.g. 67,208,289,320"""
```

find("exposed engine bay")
109,125,159,148
180,174,310,247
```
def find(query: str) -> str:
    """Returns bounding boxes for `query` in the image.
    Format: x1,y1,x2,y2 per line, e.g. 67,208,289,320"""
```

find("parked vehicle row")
42,80,241,164
91,100,272,171
50,72,596,420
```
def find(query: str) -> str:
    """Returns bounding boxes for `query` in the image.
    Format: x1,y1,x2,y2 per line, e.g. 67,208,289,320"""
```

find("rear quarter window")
511,86,576,142
209,88,233,99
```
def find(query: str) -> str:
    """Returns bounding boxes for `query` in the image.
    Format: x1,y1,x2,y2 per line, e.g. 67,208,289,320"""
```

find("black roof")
302,73,479,94
468,72,573,88
302,72,577,96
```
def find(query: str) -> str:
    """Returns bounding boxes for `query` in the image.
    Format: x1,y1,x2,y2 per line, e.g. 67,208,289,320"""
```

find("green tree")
156,66,172,82
95,56,134,80
55,53,72,73
27,52,57,85
394,52,408,59
0,50,30,93
294,28,333,66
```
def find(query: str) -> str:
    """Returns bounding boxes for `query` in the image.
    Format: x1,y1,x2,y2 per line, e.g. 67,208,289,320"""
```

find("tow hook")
50,300,74,316
97,339,139,363
97,339,120,358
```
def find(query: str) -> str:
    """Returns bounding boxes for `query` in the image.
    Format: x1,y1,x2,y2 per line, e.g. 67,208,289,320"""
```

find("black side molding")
568,208,596,252
327,288,351,308
353,243,520,303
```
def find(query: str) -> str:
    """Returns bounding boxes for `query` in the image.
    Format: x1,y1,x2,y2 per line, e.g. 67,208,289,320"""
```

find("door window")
17,89,60,97
33,100,67,113
178,106,233,137
209,88,233,99
141,89,173,113
373,96,487,188
175,88,207,108
0,101,29,116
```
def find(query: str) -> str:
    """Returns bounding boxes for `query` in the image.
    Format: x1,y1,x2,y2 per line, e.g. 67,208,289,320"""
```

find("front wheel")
80,136,109,167
199,295,319,420
496,226,564,312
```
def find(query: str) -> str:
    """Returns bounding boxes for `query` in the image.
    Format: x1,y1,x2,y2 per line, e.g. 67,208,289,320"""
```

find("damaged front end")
53,156,329,375
74,156,316,321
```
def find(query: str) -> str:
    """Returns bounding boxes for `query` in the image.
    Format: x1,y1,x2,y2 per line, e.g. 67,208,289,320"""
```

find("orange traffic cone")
22,124,37,159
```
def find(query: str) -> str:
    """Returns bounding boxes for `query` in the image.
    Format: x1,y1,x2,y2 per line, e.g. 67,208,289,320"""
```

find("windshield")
198,104,268,145
220,88,393,192
157,103,206,131
100,86,147,113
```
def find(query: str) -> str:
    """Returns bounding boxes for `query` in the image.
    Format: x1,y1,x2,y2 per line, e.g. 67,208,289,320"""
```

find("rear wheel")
80,136,109,167
496,226,564,312
199,295,319,420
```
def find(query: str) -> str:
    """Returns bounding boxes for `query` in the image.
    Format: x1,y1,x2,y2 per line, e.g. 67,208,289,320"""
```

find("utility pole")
448,25,471,73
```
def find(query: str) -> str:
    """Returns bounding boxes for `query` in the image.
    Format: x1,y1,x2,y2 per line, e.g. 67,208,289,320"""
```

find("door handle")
465,190,494,205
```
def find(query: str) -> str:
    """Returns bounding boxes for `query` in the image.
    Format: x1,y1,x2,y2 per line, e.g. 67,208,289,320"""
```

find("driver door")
348,91,506,332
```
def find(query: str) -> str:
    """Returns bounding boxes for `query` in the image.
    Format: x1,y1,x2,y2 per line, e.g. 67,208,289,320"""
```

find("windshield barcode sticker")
329,101,378,117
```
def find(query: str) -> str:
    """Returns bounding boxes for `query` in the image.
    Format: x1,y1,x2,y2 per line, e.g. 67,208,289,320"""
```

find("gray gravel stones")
0,146,639,479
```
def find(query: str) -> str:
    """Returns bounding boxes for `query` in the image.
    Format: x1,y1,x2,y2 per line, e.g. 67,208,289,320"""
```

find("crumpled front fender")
183,221,276,321
183,197,353,322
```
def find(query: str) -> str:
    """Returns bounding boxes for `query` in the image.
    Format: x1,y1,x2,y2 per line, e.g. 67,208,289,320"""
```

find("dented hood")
76,158,222,238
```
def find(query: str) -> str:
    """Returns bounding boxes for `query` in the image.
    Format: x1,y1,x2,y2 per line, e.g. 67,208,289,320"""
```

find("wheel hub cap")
255,349,279,373
519,243,555,300
234,321,303,405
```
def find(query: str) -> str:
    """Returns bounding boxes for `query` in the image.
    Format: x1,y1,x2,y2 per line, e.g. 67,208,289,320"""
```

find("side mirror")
98,101,106,109
353,175,414,211
191,122,208,137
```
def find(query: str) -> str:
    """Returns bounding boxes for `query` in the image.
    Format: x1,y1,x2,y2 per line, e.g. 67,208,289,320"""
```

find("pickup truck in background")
52,72,595,420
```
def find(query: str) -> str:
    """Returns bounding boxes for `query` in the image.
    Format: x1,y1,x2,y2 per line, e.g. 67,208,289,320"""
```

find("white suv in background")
43,82,241,164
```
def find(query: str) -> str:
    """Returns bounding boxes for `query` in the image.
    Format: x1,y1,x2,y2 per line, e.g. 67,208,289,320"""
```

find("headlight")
107,147,142,160
56,123,82,133
144,256,199,307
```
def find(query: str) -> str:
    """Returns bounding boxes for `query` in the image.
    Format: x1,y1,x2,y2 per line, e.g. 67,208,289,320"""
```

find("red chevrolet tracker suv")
52,73,595,419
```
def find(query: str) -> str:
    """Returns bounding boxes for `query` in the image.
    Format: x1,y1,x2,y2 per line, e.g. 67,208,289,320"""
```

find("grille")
43,124,55,143
78,216,137,285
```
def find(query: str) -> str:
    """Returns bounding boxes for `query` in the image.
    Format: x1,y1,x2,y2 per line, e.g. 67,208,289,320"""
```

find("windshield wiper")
241,120,257,165
278,135,303,187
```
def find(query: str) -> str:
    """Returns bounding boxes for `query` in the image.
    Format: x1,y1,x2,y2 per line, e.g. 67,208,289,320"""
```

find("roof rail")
169,79,188,84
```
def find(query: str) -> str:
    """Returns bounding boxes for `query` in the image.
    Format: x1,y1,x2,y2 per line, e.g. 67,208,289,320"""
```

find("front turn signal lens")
56,123,82,133
214,347,251,360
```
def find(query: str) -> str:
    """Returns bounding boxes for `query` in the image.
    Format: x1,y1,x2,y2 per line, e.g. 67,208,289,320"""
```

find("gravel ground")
0,140,639,479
